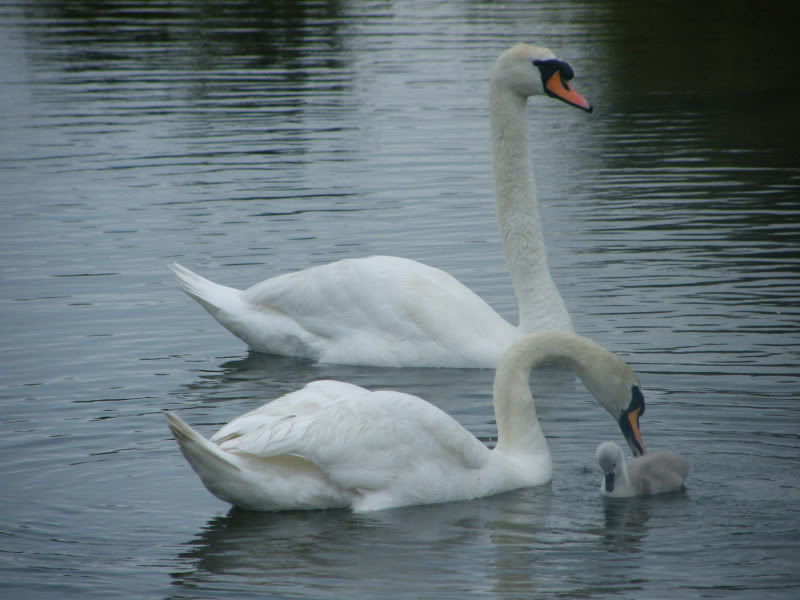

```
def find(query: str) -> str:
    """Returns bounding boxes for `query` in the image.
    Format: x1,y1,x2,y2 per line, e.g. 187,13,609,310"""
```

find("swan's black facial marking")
533,58,575,83
619,385,646,457
532,58,592,112
630,385,645,417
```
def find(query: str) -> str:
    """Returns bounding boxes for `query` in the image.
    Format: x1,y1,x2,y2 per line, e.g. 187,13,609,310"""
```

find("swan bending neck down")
165,332,646,512
596,441,689,498
169,43,592,368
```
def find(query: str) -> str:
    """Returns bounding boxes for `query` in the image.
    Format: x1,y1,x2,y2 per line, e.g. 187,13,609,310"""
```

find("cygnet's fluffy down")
596,441,689,498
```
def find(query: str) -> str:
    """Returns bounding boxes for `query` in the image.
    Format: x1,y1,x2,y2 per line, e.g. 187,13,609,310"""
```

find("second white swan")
171,44,593,367
165,332,646,512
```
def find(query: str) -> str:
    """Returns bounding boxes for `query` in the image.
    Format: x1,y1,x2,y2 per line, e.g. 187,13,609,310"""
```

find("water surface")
1,1,798,598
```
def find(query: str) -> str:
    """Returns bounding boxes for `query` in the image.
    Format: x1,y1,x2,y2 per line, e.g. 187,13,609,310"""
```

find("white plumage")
170,256,519,367
170,43,592,367
166,332,647,512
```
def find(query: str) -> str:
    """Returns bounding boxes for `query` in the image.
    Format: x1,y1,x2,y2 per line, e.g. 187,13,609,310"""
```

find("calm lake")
1,1,798,598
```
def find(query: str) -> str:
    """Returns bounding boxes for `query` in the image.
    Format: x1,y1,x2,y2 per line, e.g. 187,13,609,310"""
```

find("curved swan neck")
492,333,607,454
489,80,569,332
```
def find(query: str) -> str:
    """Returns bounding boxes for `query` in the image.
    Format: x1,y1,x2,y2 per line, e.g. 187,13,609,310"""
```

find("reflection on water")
167,481,698,599
172,489,555,598
597,496,653,554
601,2,798,159
1,0,799,599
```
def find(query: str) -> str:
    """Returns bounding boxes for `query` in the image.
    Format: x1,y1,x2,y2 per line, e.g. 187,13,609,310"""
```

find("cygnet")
596,441,689,498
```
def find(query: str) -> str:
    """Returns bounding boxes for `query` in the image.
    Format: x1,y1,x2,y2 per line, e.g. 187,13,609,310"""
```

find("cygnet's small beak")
543,71,593,113
604,471,616,493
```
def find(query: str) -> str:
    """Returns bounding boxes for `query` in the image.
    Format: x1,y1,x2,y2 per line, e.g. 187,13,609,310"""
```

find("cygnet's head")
596,441,625,493
491,43,592,112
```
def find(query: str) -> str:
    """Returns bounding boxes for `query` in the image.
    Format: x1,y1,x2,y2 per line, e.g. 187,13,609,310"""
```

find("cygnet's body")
596,441,689,498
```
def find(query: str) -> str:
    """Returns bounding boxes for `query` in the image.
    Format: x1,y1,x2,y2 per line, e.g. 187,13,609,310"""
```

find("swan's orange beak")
544,71,593,113
624,407,646,457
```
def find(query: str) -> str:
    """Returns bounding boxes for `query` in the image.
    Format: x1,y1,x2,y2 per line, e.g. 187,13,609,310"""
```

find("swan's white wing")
210,380,367,444
212,380,491,492
239,256,518,367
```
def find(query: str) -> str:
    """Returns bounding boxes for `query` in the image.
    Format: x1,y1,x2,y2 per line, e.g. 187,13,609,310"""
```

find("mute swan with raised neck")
596,441,689,498
170,43,592,368
165,332,646,512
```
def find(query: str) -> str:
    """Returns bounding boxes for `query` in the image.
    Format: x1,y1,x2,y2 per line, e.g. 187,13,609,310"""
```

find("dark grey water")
1,1,798,598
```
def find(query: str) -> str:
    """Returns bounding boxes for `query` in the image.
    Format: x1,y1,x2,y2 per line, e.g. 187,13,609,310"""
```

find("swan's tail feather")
169,263,240,317
165,411,241,478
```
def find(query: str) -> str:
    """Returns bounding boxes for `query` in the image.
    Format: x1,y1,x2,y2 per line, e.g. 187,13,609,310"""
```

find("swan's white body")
166,332,647,512
596,441,689,498
170,43,592,368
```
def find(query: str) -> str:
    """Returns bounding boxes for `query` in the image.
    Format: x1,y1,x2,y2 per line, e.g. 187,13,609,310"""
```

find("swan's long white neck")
492,333,607,455
489,80,571,332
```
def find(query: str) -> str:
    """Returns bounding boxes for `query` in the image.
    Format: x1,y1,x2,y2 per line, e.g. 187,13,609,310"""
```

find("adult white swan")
165,332,646,512
170,44,593,367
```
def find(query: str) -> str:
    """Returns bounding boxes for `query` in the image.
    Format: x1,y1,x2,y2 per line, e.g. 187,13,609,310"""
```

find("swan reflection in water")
169,487,554,597
597,496,653,554
168,486,686,598
179,351,498,403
